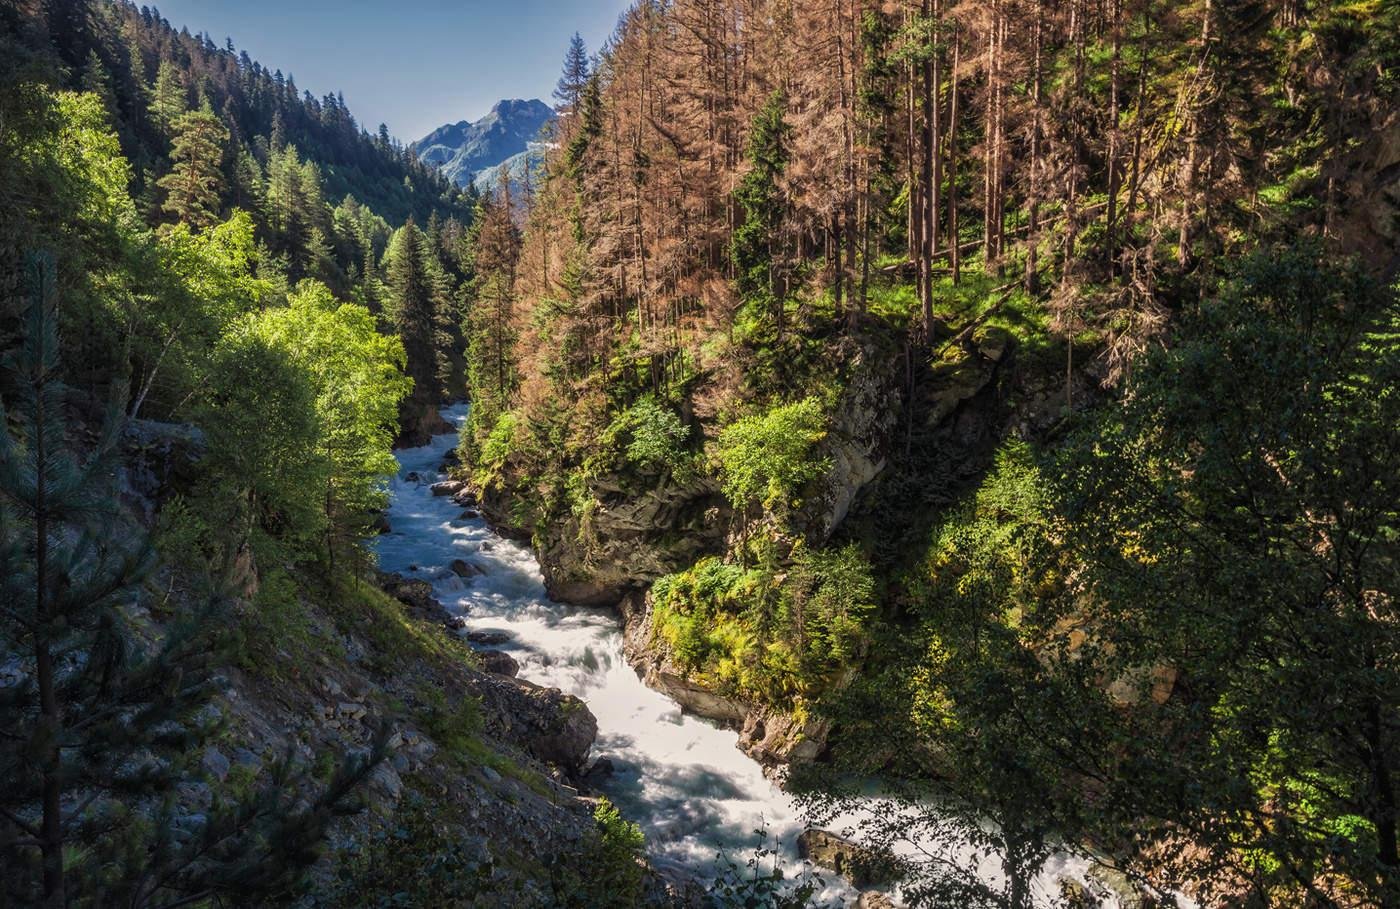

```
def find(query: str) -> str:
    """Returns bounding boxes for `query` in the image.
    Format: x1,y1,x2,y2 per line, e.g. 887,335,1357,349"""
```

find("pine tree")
157,105,227,229
731,91,791,339
385,219,445,428
462,176,521,458
79,49,115,116
149,58,186,137
554,33,592,114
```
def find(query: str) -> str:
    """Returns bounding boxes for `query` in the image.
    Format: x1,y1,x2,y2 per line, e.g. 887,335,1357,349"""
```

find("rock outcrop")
619,592,831,769
464,671,597,776
797,828,901,888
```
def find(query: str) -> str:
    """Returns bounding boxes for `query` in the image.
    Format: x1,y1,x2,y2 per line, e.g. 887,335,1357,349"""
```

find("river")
376,405,1116,906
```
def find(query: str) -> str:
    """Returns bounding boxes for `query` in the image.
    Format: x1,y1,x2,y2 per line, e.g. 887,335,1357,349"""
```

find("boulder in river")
465,673,597,775
378,572,451,623
431,480,465,497
450,558,484,579
467,629,514,646
797,828,900,888
476,649,520,677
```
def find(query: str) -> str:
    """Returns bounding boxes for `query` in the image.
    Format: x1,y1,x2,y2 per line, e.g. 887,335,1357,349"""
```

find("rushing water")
376,406,1117,906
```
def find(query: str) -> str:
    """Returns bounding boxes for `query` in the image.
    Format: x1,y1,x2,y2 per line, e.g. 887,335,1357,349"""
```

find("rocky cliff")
413,99,556,190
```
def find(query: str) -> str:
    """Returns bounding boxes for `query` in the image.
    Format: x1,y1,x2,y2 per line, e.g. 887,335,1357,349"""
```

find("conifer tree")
554,33,591,114
148,58,186,137
731,91,791,339
157,105,227,229
384,219,445,430
79,49,115,116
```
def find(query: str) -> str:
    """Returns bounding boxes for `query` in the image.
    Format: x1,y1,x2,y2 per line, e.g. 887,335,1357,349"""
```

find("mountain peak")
413,99,555,188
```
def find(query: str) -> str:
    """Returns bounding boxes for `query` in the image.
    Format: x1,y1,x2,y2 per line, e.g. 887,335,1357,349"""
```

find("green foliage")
384,218,452,413
586,797,646,905
196,326,328,564
707,827,828,909
413,684,484,758
651,547,875,707
604,395,695,478
244,280,411,565
473,411,519,487
329,793,500,907
1055,248,1400,904
731,90,791,323
716,397,829,510
0,261,377,905
157,105,228,229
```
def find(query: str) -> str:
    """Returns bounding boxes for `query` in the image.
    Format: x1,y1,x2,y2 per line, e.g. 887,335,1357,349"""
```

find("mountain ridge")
413,98,554,190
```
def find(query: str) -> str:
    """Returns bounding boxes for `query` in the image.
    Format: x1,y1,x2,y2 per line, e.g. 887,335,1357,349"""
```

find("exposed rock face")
806,342,903,539
797,828,901,888
463,672,597,776
411,99,556,189
492,472,729,607
119,419,206,517
396,400,452,449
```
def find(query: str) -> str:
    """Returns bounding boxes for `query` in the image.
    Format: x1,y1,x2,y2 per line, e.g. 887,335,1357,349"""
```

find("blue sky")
150,0,631,142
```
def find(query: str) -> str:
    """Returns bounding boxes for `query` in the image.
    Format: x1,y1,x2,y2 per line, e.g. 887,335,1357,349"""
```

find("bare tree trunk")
920,0,936,339
1179,0,1211,268
1025,0,1045,295
948,23,962,284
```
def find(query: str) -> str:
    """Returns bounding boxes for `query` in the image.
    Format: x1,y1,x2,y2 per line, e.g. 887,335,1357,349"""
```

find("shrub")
605,395,695,478
716,397,829,509
473,411,518,486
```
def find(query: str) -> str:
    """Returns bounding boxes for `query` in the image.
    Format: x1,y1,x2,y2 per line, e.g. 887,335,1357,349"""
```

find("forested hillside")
1,0,485,443
0,3,654,906
460,0,1400,905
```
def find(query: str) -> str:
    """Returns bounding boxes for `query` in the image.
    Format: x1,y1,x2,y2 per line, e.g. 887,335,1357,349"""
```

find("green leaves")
716,397,829,511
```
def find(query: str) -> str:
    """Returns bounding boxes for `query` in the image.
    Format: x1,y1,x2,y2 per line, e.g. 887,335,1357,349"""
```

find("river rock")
1087,864,1154,909
858,893,898,909
397,403,452,448
797,828,900,888
378,572,451,623
450,558,484,578
620,591,831,767
467,629,514,646
477,649,520,677
738,709,831,766
432,480,465,497
464,673,597,775
584,757,615,782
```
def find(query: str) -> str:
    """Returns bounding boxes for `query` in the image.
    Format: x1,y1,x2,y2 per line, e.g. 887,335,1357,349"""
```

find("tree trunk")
33,333,66,908
1025,0,1045,295
948,24,962,284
